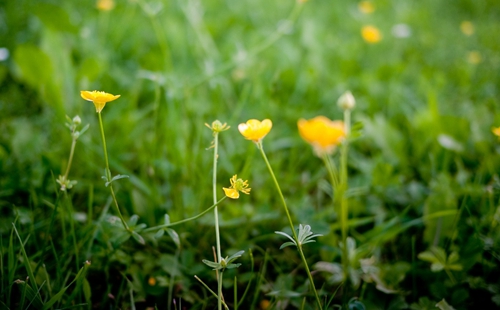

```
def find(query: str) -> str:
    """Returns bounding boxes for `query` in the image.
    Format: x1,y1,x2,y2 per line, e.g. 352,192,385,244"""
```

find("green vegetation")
1,0,500,308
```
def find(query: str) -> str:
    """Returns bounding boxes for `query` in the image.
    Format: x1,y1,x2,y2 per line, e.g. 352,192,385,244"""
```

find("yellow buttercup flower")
97,0,115,11
238,119,272,142
361,25,382,44
358,1,375,14
223,175,251,199
467,51,482,64
492,127,500,138
81,90,121,113
298,116,346,156
460,21,474,36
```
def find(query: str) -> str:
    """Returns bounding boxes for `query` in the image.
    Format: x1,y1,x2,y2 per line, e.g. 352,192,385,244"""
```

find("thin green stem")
212,132,223,310
143,196,227,232
257,142,323,310
97,112,129,231
63,137,77,180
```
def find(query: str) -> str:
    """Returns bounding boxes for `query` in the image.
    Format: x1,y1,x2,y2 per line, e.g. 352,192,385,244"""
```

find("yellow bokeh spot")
467,51,482,64
460,21,474,36
361,25,382,44
358,1,375,14
298,116,346,156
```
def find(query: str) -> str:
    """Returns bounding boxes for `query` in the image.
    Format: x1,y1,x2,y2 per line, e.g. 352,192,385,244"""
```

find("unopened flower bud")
337,91,356,111
73,115,81,125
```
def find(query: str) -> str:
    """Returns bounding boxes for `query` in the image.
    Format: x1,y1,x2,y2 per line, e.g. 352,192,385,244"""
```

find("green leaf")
154,229,165,239
430,262,445,272
14,279,44,309
166,228,180,248
418,251,438,263
13,44,53,88
42,262,90,310
279,242,296,249
435,298,456,310
131,231,145,245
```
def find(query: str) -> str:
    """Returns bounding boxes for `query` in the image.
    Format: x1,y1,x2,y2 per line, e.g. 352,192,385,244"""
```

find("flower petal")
223,187,240,199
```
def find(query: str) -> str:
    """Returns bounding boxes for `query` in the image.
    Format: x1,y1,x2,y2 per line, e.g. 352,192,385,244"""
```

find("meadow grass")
1,0,500,308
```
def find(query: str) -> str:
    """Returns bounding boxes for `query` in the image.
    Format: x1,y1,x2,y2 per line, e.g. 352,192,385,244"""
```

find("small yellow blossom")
460,21,474,36
492,127,500,138
358,1,375,14
260,299,271,309
467,51,482,64
361,25,382,44
97,0,115,11
223,175,251,199
148,277,156,286
298,116,346,156
238,119,272,143
80,90,121,113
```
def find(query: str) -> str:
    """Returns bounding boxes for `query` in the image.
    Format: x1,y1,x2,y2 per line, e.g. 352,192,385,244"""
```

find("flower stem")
63,136,77,181
143,196,227,232
257,143,323,310
97,112,129,231
212,132,223,310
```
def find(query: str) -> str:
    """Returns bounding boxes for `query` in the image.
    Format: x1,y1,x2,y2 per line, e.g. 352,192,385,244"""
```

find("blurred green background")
1,0,500,308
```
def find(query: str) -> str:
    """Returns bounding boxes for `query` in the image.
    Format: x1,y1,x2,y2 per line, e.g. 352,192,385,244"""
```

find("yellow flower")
97,0,115,11
238,119,272,142
148,277,156,286
467,51,482,64
361,25,382,44
358,1,375,14
80,90,121,113
492,127,500,138
223,175,251,199
298,116,346,156
460,21,474,36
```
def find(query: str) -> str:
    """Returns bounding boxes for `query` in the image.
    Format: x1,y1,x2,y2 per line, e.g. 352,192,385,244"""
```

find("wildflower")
223,175,251,199
358,1,374,14
391,23,412,38
467,51,482,64
492,127,500,138
205,120,230,135
238,119,272,143
361,25,382,43
97,0,115,11
337,91,356,111
460,21,474,36
148,277,157,286
298,116,346,156
80,90,120,113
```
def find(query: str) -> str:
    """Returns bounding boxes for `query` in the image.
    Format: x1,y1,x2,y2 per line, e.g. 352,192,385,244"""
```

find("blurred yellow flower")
358,1,375,14
362,25,382,43
238,119,272,142
223,175,251,199
81,90,121,113
97,0,115,11
492,127,500,138
148,277,156,286
467,51,482,64
298,116,346,156
460,21,474,36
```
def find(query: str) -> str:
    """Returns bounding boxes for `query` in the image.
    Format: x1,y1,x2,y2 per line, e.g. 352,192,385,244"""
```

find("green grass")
1,0,500,308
